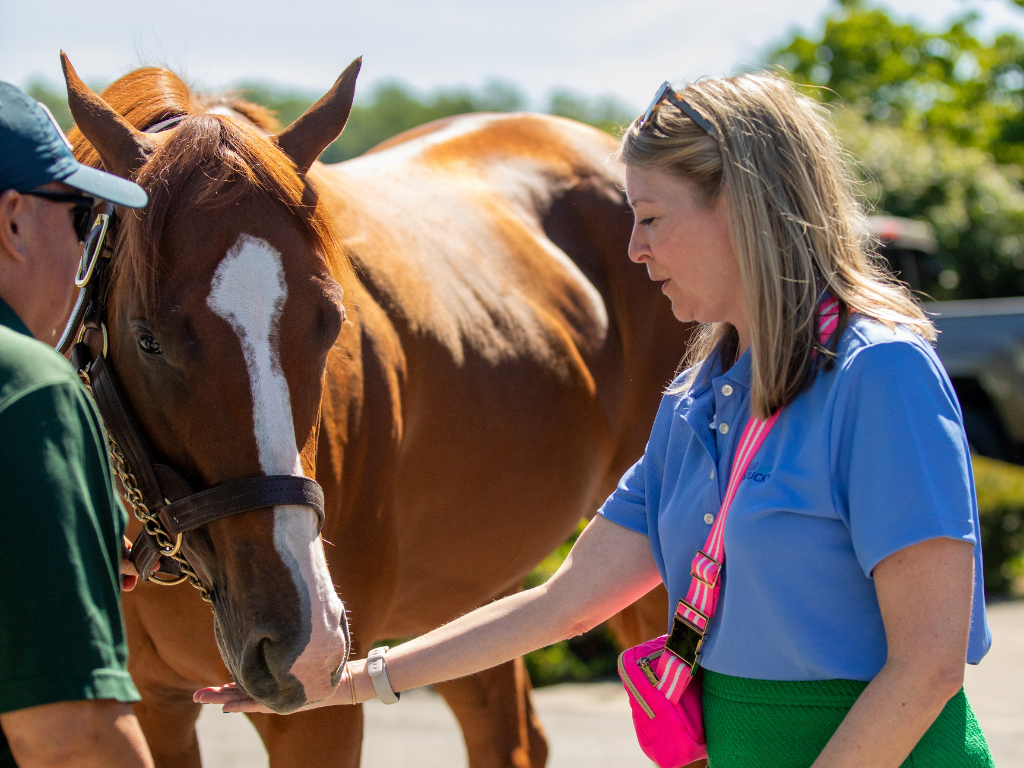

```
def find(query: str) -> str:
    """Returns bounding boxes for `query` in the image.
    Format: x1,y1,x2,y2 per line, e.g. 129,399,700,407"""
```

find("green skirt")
702,670,993,767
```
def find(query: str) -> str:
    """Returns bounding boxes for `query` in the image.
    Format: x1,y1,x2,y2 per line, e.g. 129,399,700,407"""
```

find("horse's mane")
68,67,350,312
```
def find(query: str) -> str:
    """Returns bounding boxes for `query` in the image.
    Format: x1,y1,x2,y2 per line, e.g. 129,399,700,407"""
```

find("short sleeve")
598,451,650,535
831,340,977,577
598,380,689,537
0,382,138,713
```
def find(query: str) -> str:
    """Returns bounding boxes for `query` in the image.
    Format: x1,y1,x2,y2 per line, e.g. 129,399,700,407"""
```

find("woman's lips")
660,278,671,293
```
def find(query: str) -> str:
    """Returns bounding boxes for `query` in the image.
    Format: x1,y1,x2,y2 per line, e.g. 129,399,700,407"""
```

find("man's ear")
0,190,29,265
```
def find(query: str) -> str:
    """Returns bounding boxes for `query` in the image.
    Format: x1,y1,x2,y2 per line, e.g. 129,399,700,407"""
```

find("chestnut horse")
62,54,684,768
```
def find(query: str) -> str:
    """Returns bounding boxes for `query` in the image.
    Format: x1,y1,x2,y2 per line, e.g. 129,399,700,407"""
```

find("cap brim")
61,162,147,208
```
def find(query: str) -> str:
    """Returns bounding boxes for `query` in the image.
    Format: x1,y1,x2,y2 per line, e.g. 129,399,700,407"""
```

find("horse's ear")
60,52,155,178
274,57,361,174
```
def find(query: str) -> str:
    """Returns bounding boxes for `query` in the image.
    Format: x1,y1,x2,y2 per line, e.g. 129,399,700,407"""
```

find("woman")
197,72,993,767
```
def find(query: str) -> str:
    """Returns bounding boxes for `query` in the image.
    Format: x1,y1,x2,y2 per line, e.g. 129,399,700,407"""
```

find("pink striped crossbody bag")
617,297,841,768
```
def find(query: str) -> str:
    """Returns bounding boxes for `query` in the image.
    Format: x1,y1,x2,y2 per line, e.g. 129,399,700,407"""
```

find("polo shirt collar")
0,297,32,339
719,345,752,390
688,344,753,398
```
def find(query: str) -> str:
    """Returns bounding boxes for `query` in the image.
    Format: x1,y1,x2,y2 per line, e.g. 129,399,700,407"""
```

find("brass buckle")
665,600,708,672
76,322,109,359
691,549,722,587
148,570,189,586
75,213,110,288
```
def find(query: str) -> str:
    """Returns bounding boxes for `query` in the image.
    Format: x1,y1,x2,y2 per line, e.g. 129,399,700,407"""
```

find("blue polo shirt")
599,315,991,681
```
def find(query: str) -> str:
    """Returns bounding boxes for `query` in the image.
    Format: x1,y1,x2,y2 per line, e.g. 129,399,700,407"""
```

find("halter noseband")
62,114,328,602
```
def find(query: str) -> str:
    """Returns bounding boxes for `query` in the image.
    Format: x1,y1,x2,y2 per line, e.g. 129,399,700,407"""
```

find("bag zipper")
637,650,663,686
618,652,656,719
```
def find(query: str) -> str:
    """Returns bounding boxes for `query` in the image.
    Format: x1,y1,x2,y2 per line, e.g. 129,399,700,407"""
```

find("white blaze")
208,233,346,699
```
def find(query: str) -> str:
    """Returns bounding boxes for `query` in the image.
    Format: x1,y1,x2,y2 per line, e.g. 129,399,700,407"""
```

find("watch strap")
367,646,401,704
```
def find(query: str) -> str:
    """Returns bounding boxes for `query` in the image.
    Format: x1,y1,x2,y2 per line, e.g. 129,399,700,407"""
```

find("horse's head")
61,54,361,713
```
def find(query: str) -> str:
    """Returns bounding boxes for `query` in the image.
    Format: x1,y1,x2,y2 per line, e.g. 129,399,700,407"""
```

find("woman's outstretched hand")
194,667,358,714
193,684,276,713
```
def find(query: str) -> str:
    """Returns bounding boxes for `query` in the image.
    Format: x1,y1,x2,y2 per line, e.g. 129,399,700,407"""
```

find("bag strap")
655,295,841,701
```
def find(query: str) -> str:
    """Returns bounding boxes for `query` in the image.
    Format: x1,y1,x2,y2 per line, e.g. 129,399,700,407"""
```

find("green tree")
769,0,1024,299
839,109,1024,298
237,78,529,163
545,90,633,135
770,0,1024,165
24,79,74,131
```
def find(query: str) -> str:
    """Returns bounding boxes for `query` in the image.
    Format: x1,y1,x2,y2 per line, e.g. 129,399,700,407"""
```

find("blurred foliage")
522,520,621,687
524,625,620,687
838,109,1024,299
546,89,633,136
238,79,631,163
768,0,1024,299
240,78,530,163
24,78,74,131
974,454,1024,595
523,519,586,590
769,0,1024,163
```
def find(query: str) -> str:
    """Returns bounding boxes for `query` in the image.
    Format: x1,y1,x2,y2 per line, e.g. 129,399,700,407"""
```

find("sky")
4,0,1024,112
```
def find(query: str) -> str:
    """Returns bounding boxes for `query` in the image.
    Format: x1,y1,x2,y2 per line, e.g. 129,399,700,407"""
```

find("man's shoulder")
0,324,79,413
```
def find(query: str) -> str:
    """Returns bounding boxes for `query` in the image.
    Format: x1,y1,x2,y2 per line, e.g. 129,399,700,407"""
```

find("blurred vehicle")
869,216,1024,464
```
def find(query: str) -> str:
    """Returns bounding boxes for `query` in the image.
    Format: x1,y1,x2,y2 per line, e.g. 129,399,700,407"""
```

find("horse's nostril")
238,634,306,713
240,637,274,689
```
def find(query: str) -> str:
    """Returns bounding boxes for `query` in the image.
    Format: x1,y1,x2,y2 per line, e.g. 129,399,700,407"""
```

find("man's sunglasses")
21,190,98,243
639,82,720,140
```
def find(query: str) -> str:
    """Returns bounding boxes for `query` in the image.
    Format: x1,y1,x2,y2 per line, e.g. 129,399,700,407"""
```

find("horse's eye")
139,335,162,355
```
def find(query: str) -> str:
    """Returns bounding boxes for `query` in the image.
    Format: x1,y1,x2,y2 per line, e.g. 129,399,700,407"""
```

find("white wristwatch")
367,646,401,704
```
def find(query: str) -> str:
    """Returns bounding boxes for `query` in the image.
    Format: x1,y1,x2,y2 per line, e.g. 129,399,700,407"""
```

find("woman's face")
624,164,748,344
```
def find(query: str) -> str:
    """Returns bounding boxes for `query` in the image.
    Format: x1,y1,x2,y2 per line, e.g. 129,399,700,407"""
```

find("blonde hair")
618,72,935,418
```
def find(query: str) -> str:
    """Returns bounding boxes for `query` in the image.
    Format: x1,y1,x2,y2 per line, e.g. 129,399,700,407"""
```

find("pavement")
196,599,1024,767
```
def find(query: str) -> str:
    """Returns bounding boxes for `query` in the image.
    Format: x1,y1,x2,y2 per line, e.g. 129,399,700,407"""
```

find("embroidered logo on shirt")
744,462,772,483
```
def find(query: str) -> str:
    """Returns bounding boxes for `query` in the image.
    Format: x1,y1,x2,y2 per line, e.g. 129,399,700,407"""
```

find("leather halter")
63,114,328,590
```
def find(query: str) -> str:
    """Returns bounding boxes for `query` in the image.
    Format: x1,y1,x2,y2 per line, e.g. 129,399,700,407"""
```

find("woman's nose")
627,226,648,264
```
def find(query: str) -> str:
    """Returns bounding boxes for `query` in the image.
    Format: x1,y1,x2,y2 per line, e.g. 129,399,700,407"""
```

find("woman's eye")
138,335,162,355
640,217,656,226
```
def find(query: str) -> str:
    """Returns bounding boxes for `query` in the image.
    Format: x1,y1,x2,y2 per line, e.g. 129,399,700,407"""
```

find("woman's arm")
196,515,663,712
811,536,975,768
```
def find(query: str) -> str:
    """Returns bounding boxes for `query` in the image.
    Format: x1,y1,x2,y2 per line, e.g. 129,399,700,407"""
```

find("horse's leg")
435,646,547,768
122,595,204,768
250,705,363,768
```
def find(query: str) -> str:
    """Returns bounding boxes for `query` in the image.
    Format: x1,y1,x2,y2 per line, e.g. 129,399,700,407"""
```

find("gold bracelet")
348,662,357,706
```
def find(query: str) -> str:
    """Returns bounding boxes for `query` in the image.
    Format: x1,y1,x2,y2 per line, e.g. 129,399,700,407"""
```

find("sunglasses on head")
639,81,720,140
21,190,98,243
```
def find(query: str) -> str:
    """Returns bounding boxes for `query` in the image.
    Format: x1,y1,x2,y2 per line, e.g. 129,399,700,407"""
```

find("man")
0,81,153,768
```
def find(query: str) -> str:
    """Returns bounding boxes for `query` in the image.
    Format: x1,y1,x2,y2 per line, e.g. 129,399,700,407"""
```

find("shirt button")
721,384,733,396
704,513,715,524
718,422,729,435
710,469,715,479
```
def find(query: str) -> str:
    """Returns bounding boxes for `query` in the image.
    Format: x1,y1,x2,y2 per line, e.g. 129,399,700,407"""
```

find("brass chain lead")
78,367,214,606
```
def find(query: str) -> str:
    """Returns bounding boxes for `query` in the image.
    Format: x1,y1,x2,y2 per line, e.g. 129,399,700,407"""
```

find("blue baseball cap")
0,81,147,208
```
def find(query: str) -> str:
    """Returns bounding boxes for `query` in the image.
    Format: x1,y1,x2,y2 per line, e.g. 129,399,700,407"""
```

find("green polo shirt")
0,298,138,766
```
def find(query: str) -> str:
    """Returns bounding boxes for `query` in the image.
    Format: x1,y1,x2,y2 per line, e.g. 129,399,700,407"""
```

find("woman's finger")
222,699,275,714
193,684,247,703
193,684,276,713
